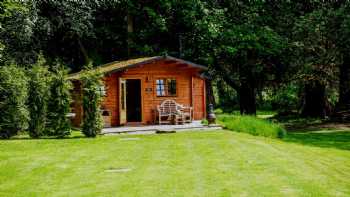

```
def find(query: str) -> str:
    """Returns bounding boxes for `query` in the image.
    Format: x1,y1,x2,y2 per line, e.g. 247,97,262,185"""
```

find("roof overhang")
68,55,207,80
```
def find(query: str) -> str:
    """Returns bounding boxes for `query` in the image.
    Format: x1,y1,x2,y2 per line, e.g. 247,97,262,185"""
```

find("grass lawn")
1,130,350,197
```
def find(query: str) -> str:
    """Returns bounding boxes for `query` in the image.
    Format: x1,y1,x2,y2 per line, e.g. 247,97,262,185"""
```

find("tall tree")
46,63,72,137
292,8,339,117
27,57,51,138
0,65,28,139
215,24,286,115
327,4,350,120
0,0,37,65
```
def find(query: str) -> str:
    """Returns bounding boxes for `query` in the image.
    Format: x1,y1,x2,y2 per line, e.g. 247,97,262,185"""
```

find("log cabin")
69,56,208,127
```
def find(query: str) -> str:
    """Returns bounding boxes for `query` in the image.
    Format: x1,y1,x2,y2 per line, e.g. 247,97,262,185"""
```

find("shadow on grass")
2,135,88,141
284,131,350,151
0,130,89,141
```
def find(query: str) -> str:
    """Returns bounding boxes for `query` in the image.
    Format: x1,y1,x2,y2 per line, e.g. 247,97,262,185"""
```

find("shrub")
27,60,51,138
0,65,29,139
201,119,208,125
46,65,72,138
81,64,103,137
214,108,223,114
271,83,299,113
218,115,286,138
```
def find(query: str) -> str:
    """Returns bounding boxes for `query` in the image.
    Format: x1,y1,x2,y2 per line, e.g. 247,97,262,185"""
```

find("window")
156,79,165,96
167,79,176,96
97,85,107,97
156,78,176,96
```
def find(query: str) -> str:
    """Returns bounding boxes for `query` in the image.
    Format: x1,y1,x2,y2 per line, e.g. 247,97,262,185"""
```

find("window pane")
156,79,165,96
97,85,106,96
167,79,176,96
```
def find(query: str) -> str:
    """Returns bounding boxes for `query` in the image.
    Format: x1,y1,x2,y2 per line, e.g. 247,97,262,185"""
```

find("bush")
27,61,51,138
214,79,239,112
214,108,223,114
201,119,208,125
46,65,72,138
81,64,103,137
271,83,299,113
218,115,286,138
0,65,29,139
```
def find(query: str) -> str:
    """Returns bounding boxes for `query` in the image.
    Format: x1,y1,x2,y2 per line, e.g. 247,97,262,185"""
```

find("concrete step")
102,124,222,135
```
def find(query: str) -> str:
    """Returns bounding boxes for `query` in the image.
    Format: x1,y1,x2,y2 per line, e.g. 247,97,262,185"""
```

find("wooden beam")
165,63,189,68
164,60,177,64
191,75,194,119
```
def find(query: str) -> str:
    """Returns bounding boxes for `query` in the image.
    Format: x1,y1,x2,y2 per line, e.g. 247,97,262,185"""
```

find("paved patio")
102,121,222,135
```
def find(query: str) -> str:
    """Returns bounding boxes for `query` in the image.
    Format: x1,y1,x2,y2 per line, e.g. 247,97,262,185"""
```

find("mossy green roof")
68,56,207,80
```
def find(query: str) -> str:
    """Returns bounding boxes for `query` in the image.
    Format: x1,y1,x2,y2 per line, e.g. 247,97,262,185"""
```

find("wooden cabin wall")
102,73,119,126
71,60,207,127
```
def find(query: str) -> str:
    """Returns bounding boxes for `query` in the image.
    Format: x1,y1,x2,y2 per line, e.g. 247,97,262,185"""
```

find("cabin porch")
102,121,222,135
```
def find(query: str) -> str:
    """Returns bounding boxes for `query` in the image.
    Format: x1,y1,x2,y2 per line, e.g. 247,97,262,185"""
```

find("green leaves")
27,59,51,138
46,64,72,138
0,64,28,139
81,63,103,137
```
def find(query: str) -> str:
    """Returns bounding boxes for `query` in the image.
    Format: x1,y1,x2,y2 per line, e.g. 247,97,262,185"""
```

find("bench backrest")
158,100,178,114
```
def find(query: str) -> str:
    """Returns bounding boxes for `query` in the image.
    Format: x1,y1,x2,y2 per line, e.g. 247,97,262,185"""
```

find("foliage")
213,79,239,111
292,9,339,86
271,83,300,113
0,0,37,65
0,64,29,139
46,64,72,138
218,115,286,138
214,108,223,114
27,57,51,138
210,5,287,114
200,119,208,125
81,64,103,137
2,0,350,119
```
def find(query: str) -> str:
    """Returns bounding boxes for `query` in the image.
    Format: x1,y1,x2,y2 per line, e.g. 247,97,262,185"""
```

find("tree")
46,63,72,137
81,64,103,137
27,57,51,138
326,4,350,120
0,64,29,139
292,8,339,117
0,0,38,65
214,24,286,115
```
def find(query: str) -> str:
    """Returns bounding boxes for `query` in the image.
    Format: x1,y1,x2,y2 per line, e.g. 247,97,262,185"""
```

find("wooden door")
119,78,127,125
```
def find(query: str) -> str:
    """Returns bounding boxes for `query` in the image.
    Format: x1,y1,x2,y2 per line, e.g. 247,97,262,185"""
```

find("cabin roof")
68,56,207,80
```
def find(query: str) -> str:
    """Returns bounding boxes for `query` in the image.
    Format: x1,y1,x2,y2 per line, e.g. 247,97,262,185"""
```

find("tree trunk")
338,58,350,106
333,55,350,120
301,81,327,118
239,81,256,115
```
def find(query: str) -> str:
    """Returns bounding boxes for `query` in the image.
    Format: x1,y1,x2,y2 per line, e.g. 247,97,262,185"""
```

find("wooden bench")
177,104,192,123
155,100,192,125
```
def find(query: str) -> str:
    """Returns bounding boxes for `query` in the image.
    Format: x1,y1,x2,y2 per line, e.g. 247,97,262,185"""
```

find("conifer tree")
0,64,29,139
27,57,51,138
46,64,72,138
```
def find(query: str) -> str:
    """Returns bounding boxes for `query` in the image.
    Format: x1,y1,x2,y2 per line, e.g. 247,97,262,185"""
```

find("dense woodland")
1,0,350,120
